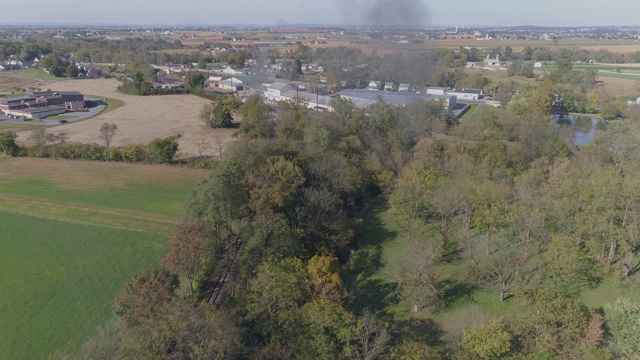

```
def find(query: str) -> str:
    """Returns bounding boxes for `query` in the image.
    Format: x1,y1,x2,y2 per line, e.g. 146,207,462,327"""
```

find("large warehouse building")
0,91,85,119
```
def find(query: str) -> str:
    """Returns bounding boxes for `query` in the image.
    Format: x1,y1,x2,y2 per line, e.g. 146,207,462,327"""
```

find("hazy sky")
6,0,640,27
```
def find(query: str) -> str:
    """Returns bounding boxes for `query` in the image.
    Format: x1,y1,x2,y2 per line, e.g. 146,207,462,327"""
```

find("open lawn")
15,78,237,158
0,157,210,359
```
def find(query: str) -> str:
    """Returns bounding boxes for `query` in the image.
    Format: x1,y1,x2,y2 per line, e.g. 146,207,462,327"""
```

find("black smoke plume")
339,0,430,27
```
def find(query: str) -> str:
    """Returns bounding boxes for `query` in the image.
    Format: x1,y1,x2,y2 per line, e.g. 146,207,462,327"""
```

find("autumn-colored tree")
113,267,179,328
162,221,208,295
124,300,242,359
390,340,441,360
459,320,512,360
307,255,343,302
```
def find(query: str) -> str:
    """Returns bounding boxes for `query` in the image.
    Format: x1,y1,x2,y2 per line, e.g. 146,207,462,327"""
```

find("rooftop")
337,89,454,107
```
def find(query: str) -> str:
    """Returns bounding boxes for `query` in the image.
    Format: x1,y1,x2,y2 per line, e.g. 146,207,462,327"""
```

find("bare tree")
46,132,68,153
99,123,118,148
212,132,224,161
355,309,389,360
193,133,211,160
28,128,48,156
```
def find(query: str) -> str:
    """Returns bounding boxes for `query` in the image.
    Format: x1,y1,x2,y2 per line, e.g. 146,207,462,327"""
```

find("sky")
5,0,640,27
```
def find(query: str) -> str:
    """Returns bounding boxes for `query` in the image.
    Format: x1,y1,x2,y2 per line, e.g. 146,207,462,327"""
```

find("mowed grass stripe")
0,194,173,233
0,178,192,221
0,211,169,360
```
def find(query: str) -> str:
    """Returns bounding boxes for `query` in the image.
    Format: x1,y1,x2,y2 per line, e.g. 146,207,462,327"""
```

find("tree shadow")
391,317,445,348
438,277,477,308
342,199,399,313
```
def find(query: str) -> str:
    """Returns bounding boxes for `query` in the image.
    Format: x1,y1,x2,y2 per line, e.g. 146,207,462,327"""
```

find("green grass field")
0,157,209,359
2,68,56,81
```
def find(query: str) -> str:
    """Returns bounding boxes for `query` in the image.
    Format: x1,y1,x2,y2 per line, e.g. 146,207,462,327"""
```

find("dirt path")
15,78,237,157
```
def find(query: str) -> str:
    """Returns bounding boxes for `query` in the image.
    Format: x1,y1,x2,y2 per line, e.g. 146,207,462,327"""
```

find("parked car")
58,120,68,123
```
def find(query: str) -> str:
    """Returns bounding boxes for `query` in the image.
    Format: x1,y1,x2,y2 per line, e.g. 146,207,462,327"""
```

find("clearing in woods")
13,78,237,158
0,157,210,359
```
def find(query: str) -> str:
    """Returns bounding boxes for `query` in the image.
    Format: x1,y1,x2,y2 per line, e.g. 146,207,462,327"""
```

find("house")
0,63,22,71
368,81,382,90
221,66,242,75
384,82,394,91
398,84,410,92
86,67,101,78
208,76,224,88
534,62,544,68
426,87,448,95
308,63,324,73
447,88,482,101
219,78,244,92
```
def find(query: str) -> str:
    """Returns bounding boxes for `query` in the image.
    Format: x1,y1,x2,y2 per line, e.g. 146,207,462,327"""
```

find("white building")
265,82,299,102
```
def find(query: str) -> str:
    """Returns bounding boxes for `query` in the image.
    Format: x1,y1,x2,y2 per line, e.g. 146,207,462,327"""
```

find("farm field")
0,157,210,359
14,78,237,158
0,74,39,93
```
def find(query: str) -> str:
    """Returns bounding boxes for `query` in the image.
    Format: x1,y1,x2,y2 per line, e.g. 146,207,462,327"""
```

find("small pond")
552,114,606,146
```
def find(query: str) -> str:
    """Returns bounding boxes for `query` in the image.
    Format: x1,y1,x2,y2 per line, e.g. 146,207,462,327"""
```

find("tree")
390,235,442,312
113,267,179,328
184,72,205,92
201,101,233,128
292,58,304,78
125,300,242,359
0,131,19,156
27,128,48,157
66,64,79,78
148,137,178,164
162,221,208,295
390,340,441,360
246,258,309,340
307,255,344,302
514,286,605,358
603,298,640,357
238,95,274,139
460,320,512,360
290,299,356,359
353,310,389,360
98,123,118,148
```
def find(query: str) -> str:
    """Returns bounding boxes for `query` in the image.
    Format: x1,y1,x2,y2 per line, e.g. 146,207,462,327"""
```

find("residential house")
208,76,224,88
398,83,410,92
86,67,101,78
0,64,22,71
368,81,382,90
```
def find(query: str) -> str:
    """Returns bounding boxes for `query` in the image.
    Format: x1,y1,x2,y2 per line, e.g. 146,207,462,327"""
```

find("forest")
51,76,640,359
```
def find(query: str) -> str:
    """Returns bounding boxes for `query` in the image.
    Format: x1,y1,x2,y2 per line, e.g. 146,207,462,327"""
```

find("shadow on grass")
439,277,477,308
343,199,398,313
391,317,445,348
